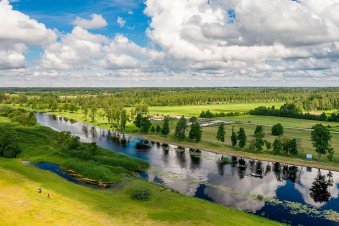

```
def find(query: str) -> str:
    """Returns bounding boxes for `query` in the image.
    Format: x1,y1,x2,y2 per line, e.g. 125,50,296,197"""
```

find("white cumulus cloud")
0,0,57,69
73,14,107,29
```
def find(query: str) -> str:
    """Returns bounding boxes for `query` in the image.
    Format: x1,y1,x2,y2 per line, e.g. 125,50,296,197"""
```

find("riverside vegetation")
1,87,338,170
0,108,279,225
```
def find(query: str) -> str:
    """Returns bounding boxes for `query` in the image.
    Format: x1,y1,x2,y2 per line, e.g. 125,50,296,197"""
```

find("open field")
220,115,339,132
146,102,284,117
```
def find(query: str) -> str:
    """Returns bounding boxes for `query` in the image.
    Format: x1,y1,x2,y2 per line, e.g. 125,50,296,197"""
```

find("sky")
0,0,338,87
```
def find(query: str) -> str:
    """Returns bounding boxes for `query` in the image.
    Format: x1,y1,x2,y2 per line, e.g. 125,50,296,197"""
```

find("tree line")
1,87,338,109
250,103,339,122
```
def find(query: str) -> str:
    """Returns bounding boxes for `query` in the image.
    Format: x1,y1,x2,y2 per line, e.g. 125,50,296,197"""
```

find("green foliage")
161,116,170,137
282,138,299,155
189,116,198,123
237,128,247,150
272,123,284,136
140,117,151,133
0,107,37,126
254,125,265,138
189,122,202,142
327,148,334,162
133,113,143,132
156,125,161,133
254,136,265,153
151,126,155,133
0,128,20,158
231,126,237,148
56,131,81,150
134,114,151,133
216,124,225,142
120,110,127,133
127,186,152,201
265,140,272,151
175,116,187,140
273,137,283,154
311,124,332,161
63,159,122,182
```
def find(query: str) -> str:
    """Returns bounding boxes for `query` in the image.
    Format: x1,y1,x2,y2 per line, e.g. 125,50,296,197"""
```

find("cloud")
0,0,57,69
1,0,339,86
117,16,126,27
41,26,164,71
73,14,107,29
144,0,339,74
128,10,134,15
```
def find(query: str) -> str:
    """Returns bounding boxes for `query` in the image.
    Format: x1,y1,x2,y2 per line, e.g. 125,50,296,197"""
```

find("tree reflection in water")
310,169,333,203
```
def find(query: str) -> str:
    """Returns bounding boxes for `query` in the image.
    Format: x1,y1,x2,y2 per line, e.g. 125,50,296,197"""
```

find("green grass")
0,117,148,183
146,102,284,117
5,102,339,170
0,124,279,225
138,117,339,171
222,115,339,131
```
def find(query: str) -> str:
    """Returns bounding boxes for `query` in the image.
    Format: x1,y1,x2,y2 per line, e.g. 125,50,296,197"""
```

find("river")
35,113,339,226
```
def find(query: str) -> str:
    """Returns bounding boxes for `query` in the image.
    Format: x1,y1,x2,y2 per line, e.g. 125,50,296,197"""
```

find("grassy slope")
0,159,280,226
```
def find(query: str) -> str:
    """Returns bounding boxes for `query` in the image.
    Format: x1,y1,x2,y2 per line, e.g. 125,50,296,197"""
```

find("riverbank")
0,158,280,226
0,116,280,225
38,109,339,172
131,133,339,172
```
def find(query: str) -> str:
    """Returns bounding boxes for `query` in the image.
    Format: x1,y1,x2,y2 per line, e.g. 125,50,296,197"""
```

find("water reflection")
35,113,339,226
310,169,333,203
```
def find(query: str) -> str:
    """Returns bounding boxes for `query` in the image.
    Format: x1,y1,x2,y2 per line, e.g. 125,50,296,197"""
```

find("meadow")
147,102,284,117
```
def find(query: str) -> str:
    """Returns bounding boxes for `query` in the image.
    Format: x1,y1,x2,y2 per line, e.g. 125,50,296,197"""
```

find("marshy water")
35,113,339,226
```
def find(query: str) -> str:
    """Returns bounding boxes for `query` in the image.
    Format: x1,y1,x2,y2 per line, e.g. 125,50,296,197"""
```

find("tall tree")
254,125,265,138
134,113,143,133
161,116,170,137
189,122,202,142
216,124,225,142
254,136,265,153
175,116,187,140
237,128,247,150
311,124,332,161
120,110,128,134
231,126,237,148
140,116,152,133
273,137,283,154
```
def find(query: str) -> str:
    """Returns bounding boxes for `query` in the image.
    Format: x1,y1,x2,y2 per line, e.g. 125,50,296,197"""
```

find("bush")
0,128,21,158
128,187,152,201
272,123,284,136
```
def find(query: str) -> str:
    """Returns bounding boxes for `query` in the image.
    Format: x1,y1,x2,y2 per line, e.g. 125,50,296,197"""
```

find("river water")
35,113,339,226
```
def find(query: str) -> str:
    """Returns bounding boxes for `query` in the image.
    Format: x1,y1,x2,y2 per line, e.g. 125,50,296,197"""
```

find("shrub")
272,123,284,136
0,128,21,158
128,187,152,201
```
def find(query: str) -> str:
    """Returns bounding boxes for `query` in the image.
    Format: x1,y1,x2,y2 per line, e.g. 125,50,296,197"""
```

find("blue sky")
0,0,338,87
11,0,149,45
